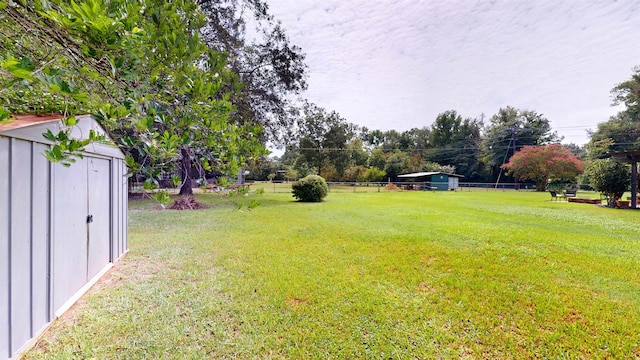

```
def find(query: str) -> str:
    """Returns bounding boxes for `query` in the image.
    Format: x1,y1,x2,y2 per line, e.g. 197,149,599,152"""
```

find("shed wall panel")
10,140,33,353
0,137,10,359
31,143,50,333
111,159,119,260
120,160,128,257
87,158,111,279
52,159,89,312
122,160,128,255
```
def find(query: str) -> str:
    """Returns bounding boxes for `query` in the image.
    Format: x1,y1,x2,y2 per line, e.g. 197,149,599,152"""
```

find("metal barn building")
398,171,464,191
0,115,128,359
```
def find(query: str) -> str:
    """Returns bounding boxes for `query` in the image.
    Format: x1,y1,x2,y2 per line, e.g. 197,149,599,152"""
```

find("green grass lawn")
26,190,640,359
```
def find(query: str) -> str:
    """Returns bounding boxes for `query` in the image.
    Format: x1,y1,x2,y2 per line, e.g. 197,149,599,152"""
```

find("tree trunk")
178,148,193,196
536,180,547,191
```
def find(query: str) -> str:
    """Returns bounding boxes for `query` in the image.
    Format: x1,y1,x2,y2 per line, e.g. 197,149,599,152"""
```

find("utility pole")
511,128,519,190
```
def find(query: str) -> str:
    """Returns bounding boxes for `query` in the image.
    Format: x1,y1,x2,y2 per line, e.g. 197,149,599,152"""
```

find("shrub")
292,175,328,202
586,158,630,207
363,167,386,182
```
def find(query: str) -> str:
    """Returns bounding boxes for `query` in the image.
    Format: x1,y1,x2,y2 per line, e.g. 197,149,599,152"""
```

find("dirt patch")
384,183,401,191
168,195,209,210
285,297,308,308
421,256,437,264
563,311,585,324
416,281,437,295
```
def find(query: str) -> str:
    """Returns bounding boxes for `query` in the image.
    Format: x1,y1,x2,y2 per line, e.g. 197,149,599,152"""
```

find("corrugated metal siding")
1,118,128,359
432,174,449,191
120,159,128,258
87,158,111,279
31,142,51,333
10,139,33,353
112,158,128,260
52,159,89,312
0,139,53,358
0,137,10,359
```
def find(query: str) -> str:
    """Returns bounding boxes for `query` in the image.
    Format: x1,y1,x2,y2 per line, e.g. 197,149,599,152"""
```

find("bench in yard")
549,190,565,201
564,189,577,198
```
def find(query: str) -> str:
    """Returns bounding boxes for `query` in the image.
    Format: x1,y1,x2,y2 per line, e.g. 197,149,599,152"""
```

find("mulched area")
168,195,209,210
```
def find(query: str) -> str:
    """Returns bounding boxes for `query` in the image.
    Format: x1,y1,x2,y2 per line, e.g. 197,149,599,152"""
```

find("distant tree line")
251,65,639,192
247,104,570,184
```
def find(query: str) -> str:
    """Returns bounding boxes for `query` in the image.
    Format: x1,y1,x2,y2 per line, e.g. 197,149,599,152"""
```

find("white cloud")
268,0,640,144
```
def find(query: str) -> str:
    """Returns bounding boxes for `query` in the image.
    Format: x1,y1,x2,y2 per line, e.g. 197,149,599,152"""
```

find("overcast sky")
266,0,640,145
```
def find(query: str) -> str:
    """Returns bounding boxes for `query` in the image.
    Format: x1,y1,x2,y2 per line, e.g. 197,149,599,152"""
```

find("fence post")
377,182,380,192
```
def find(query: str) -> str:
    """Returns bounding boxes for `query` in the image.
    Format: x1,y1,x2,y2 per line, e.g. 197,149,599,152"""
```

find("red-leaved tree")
502,144,583,191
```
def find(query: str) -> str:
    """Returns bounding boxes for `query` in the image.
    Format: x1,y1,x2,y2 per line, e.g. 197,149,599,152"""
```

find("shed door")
448,177,458,190
87,158,111,279
53,156,112,313
52,158,89,311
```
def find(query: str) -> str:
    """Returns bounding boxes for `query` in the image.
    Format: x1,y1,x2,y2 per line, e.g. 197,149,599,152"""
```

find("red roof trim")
0,114,64,133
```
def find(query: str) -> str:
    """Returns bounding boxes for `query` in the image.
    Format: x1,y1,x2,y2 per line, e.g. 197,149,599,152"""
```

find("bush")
292,175,328,202
586,158,630,207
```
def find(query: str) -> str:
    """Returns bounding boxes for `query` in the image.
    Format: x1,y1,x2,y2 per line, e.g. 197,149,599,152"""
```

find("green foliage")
151,190,171,208
291,174,328,202
1,0,267,194
42,122,107,167
143,179,158,190
429,111,484,180
296,102,357,178
362,167,385,182
383,151,409,181
587,112,640,159
481,107,560,178
217,177,229,187
368,148,387,170
587,67,640,159
284,167,298,181
248,199,260,210
197,0,307,144
0,107,10,122
586,158,630,207
423,161,456,174
342,165,367,182
611,65,640,120
171,174,182,188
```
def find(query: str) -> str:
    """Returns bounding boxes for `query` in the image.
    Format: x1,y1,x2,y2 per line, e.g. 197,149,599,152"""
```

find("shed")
398,171,465,191
0,115,128,359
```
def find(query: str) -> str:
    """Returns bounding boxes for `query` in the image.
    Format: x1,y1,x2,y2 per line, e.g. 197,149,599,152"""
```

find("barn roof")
398,171,465,178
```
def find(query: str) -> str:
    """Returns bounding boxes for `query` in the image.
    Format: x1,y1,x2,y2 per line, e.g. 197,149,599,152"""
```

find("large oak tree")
1,0,273,195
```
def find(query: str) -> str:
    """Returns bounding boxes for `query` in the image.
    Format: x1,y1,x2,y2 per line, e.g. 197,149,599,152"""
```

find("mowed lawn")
26,190,640,359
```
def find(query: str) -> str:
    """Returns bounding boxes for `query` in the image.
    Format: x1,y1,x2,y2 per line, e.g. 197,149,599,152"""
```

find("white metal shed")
0,114,128,359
